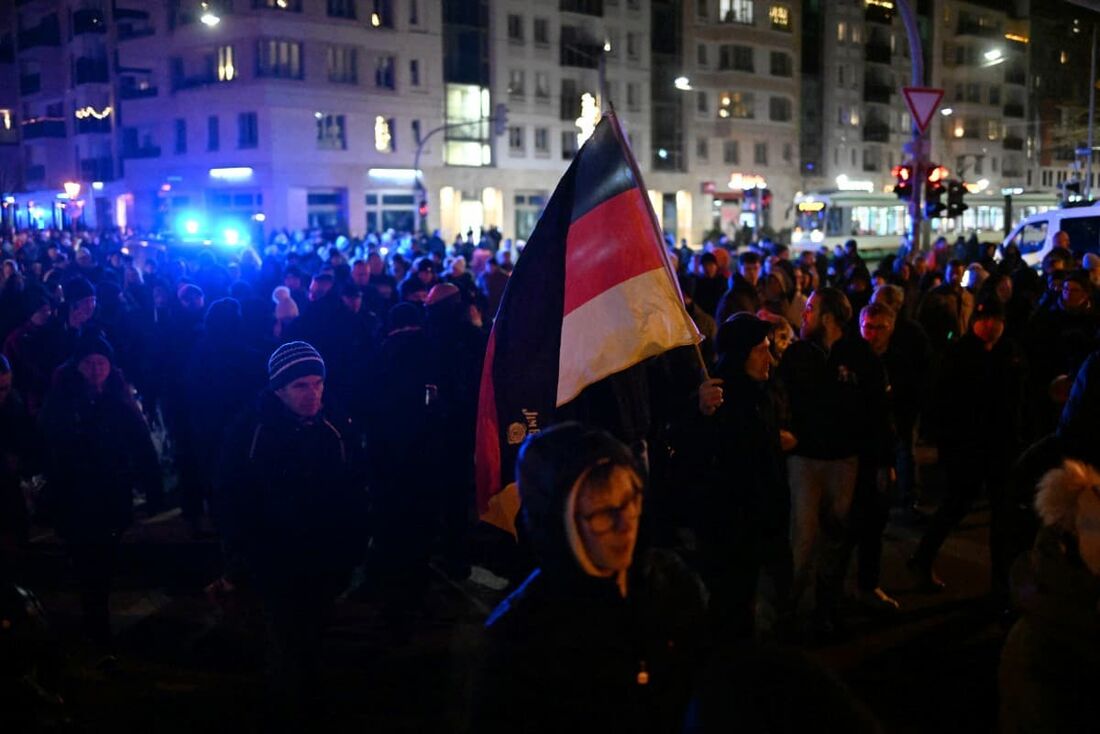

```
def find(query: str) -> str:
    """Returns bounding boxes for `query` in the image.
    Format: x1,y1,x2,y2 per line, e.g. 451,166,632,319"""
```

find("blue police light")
223,228,241,246
184,219,201,235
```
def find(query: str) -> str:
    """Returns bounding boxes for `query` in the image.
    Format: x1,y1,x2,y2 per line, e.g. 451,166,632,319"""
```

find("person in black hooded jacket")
470,423,707,734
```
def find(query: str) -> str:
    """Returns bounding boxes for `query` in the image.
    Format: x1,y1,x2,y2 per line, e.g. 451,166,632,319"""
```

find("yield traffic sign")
902,87,944,134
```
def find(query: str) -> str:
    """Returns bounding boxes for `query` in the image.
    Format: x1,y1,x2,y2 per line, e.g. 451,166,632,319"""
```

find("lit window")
769,5,790,31
256,39,303,79
837,21,846,43
719,0,753,25
1060,50,1069,64
327,45,358,84
217,45,235,81
374,116,394,152
718,91,754,119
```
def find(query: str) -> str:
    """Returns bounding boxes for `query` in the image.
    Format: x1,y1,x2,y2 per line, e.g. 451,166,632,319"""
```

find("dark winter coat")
930,333,1027,457
214,392,368,597
999,527,1100,733
471,426,707,734
37,367,161,541
778,333,891,461
1058,349,1100,468
714,274,762,325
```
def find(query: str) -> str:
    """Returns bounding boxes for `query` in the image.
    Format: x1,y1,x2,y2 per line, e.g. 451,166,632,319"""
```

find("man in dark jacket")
472,424,706,733
911,296,1028,591
692,252,726,318
696,314,791,642
778,287,887,633
214,341,367,726
715,251,764,324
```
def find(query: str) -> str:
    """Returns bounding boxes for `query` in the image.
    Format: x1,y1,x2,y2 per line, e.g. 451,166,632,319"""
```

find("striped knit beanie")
268,341,325,391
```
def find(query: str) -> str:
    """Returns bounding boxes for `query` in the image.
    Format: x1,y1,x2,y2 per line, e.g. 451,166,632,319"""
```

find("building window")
719,0,753,25
626,82,640,110
410,59,420,87
217,45,236,81
238,112,258,148
509,69,525,98
375,56,395,89
375,115,394,152
535,127,549,154
508,125,524,154
754,141,767,165
697,44,708,67
412,119,421,144
837,21,846,43
837,64,845,86
409,0,418,25
696,137,709,161
989,85,1001,105
718,91,754,119
327,45,358,84
207,115,219,151
697,0,708,19
535,72,550,102
783,142,792,162
534,18,549,45
769,5,791,31
174,118,186,154
723,140,739,164
255,0,301,10
987,119,1000,141
627,33,639,59
719,45,754,72
326,0,355,19
256,39,303,79
562,130,577,159
769,97,792,122
508,14,524,43
369,0,394,28
316,113,346,150
770,51,792,77
697,91,708,114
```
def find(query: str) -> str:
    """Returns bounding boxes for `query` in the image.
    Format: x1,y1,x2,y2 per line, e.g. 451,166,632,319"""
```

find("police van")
1000,202,1100,268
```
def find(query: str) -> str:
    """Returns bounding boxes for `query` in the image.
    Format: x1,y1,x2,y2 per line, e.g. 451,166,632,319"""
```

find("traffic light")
492,103,509,137
924,164,948,218
946,179,969,218
418,199,428,218
761,188,773,210
892,163,914,200
743,187,757,211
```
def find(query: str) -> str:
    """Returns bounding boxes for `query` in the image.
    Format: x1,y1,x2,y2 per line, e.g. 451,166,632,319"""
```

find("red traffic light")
891,164,911,181
926,165,949,185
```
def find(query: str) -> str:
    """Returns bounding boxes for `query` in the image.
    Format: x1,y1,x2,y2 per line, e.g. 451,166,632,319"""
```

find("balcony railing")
1004,103,1025,118
19,73,41,95
17,14,61,51
25,165,45,183
863,124,891,143
80,157,115,181
76,117,112,135
863,84,892,105
1003,136,1024,151
22,118,66,139
73,9,107,35
865,43,891,64
121,143,161,159
74,58,110,85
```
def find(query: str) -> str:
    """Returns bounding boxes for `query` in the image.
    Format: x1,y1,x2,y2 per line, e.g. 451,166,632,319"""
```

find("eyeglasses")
579,491,643,534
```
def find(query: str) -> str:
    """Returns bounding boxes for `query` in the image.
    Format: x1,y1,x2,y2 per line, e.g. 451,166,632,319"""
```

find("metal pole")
1088,22,1097,201
897,0,925,250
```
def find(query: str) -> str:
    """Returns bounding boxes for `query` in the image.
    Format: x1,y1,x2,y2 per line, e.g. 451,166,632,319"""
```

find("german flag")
474,112,701,535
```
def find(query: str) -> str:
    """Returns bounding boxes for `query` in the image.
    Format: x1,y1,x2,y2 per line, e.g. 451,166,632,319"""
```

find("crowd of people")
1,222,1099,732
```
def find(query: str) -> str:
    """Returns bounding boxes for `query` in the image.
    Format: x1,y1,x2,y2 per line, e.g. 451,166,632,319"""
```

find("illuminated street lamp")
63,181,81,199
200,2,221,27
674,76,692,91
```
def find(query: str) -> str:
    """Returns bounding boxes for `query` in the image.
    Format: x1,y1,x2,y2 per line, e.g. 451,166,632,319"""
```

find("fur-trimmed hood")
1035,459,1100,576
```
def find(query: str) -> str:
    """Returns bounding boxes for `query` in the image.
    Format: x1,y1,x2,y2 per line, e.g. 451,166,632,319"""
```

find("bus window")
1010,219,1048,255
1059,216,1100,255
826,206,844,236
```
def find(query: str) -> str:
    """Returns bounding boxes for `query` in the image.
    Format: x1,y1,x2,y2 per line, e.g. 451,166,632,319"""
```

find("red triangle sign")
902,87,944,134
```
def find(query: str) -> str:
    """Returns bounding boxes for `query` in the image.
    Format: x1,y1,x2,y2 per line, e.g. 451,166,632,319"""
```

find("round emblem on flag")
507,422,527,445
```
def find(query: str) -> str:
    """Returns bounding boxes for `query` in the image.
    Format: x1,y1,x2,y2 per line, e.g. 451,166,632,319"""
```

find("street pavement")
13,498,1003,734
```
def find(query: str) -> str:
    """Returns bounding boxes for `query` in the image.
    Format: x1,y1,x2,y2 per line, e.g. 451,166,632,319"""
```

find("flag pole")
604,112,711,380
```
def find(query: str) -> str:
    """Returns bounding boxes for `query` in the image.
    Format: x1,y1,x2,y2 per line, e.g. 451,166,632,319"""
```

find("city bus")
792,189,1060,257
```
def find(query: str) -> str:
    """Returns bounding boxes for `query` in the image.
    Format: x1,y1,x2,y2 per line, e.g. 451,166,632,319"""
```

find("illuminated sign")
209,167,254,181
797,201,826,212
835,174,874,192
74,106,112,120
727,173,768,191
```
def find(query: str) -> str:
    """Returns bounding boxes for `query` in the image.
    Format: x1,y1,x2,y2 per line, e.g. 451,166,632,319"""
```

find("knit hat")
716,313,773,368
272,285,299,321
63,277,95,304
268,341,325,391
72,333,114,365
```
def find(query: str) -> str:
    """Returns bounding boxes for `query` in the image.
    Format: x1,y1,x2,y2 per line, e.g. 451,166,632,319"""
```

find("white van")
1001,202,1100,268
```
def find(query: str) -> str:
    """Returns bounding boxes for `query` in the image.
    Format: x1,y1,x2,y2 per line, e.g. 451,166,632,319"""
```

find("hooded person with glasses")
471,423,706,734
